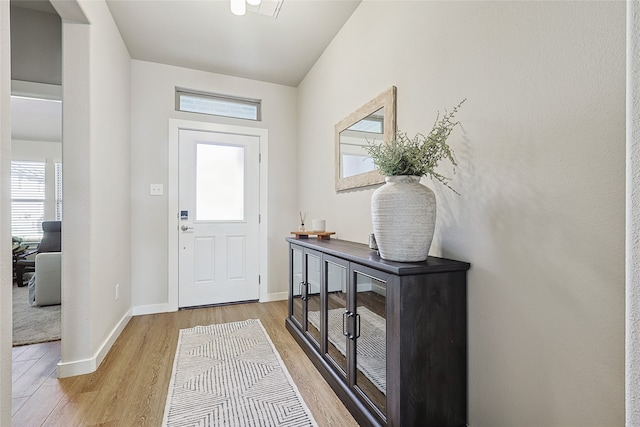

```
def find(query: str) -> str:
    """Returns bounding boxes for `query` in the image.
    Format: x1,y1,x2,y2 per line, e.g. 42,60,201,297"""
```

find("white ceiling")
105,0,361,87
13,0,361,87
11,0,361,142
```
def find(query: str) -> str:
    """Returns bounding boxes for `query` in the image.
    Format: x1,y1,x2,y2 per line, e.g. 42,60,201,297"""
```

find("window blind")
55,162,63,221
11,161,45,240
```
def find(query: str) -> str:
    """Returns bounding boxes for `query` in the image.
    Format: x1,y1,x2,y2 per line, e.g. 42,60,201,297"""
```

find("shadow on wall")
435,118,623,420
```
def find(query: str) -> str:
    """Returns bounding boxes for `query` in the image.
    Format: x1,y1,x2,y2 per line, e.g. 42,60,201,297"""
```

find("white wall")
298,1,625,426
85,0,132,359
627,1,640,424
0,1,12,423
130,60,297,311
56,0,132,376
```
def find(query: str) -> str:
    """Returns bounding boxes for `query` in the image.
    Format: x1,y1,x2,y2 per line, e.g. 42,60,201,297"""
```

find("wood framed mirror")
335,86,397,192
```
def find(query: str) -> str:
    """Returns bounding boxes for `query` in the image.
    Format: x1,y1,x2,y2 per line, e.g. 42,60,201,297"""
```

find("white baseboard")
55,293,286,379
260,291,288,302
57,308,132,378
132,303,175,316
357,283,373,293
134,297,283,317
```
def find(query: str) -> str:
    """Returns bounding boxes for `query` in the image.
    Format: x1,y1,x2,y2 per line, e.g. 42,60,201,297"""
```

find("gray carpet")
12,284,61,347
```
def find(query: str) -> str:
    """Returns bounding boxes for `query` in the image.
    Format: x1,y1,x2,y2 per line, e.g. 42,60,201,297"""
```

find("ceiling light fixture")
230,0,246,16
230,0,261,16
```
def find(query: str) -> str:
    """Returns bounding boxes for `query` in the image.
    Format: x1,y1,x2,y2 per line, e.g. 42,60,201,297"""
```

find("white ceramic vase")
371,175,436,262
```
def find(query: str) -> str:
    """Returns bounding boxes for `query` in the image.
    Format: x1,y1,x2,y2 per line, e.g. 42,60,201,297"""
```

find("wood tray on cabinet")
290,231,335,240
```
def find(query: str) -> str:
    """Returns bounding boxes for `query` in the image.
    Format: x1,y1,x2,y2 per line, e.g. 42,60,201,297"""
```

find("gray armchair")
28,252,61,306
15,221,61,286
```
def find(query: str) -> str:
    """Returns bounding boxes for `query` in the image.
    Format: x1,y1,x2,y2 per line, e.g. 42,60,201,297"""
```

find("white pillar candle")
312,219,326,232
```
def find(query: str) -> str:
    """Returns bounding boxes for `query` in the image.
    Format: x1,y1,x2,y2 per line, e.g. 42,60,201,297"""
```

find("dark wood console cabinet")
285,237,470,427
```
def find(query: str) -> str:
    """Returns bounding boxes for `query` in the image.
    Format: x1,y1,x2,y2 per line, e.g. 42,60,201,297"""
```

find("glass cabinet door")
324,255,349,377
290,245,304,329
305,251,322,348
353,268,387,419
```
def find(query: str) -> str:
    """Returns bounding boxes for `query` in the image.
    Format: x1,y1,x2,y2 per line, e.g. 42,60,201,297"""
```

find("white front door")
178,129,260,308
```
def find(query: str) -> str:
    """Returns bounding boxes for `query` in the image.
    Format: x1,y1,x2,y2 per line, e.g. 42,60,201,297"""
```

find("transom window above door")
175,88,261,121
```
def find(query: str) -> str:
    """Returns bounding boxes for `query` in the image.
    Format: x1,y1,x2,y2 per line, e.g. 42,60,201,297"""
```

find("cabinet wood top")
286,237,470,276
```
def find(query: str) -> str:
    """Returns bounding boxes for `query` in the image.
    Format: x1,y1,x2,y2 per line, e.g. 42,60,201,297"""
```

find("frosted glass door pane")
196,143,245,221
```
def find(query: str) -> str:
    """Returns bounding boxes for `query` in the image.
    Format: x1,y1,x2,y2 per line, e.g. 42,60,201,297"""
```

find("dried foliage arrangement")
366,99,465,193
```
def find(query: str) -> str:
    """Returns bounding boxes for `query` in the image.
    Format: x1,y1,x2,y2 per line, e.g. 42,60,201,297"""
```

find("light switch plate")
150,184,164,196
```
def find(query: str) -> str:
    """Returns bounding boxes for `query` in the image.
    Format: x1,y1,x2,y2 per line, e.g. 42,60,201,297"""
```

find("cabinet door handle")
301,282,308,301
342,310,351,337
298,281,304,298
343,311,356,339
355,313,361,339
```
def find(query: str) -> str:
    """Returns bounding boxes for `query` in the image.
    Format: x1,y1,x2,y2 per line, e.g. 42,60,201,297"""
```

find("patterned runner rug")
162,319,317,427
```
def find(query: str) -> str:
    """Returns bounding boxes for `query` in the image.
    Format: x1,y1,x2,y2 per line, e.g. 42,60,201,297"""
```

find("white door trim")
168,119,268,311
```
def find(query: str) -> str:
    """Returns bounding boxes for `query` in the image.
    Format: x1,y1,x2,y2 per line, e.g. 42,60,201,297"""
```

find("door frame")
168,119,268,311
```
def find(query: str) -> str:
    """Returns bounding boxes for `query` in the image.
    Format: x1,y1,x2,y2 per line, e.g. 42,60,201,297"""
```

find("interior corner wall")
58,0,132,376
130,60,297,311
0,1,13,423
82,0,132,359
627,1,640,424
297,1,625,425
59,1,91,371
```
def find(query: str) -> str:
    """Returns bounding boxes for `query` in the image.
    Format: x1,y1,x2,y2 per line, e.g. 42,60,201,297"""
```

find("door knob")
181,225,194,231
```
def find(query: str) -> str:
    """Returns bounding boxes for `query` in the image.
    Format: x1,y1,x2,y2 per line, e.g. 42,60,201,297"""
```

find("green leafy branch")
366,99,466,194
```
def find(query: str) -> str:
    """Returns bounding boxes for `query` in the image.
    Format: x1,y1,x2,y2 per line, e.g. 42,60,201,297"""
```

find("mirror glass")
339,107,384,179
335,86,396,192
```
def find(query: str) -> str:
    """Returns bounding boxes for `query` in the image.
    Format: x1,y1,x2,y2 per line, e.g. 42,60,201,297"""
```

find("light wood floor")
12,300,358,426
